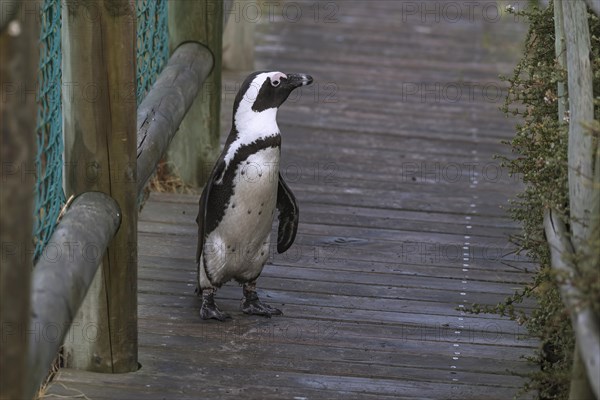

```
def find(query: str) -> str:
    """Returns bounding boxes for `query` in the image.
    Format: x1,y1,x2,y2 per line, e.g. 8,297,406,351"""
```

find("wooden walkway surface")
47,2,536,399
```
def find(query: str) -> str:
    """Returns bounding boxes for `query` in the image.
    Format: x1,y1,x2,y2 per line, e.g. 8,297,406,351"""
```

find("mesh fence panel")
33,0,64,262
33,0,169,261
136,0,169,104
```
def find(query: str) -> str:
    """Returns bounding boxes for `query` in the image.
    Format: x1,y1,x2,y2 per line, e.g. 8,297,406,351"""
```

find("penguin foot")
200,304,231,321
200,289,231,321
241,287,282,318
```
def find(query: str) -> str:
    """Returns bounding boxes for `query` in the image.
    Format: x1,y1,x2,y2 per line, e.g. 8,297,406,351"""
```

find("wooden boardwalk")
47,2,536,399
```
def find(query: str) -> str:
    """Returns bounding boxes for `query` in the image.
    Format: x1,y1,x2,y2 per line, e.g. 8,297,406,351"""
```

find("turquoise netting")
33,0,169,261
33,0,64,262
136,0,170,104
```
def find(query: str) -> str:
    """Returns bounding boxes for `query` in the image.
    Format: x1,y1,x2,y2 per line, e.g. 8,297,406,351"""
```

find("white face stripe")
220,72,284,176
270,72,287,86
237,72,284,113
239,72,271,108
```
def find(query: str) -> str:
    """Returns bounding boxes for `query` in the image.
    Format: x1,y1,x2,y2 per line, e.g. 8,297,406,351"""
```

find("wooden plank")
135,312,535,357
138,198,520,238
136,228,531,275
135,345,528,391
141,188,512,220
137,303,529,350
138,274,534,318
135,333,531,381
144,192,522,228
48,375,404,400
139,271,533,314
0,10,37,399
137,282,534,323
61,0,138,372
140,209,514,247
139,248,532,285
52,357,528,400
167,0,223,187
147,190,518,216
51,364,524,400
135,215,519,251
136,293,525,337
137,247,527,297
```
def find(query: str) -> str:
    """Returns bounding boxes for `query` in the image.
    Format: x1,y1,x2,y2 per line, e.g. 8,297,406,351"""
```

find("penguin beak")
285,73,313,89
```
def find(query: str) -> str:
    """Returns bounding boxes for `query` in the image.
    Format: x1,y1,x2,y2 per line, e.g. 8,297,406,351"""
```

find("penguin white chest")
228,147,280,233
204,146,280,283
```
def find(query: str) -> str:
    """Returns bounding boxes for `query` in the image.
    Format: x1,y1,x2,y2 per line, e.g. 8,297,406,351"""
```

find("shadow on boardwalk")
48,1,536,399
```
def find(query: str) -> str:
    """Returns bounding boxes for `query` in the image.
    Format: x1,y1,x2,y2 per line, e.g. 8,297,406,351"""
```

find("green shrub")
476,2,599,398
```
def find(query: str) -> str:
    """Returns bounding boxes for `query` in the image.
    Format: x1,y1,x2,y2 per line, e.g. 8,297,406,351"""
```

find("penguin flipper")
276,173,299,253
195,186,209,264
196,159,225,263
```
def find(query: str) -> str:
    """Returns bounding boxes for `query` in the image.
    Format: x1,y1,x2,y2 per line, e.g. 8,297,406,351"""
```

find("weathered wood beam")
25,192,121,400
137,42,214,194
0,8,38,399
553,0,566,122
167,0,223,187
61,0,138,373
553,14,583,395
223,0,255,70
562,0,598,256
562,3,600,397
543,211,600,398
554,2,599,398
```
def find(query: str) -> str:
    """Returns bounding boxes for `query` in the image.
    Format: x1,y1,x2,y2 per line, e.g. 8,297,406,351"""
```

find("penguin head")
233,71,313,123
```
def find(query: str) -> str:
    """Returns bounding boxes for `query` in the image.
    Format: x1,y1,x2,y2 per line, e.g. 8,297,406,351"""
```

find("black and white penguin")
196,71,313,321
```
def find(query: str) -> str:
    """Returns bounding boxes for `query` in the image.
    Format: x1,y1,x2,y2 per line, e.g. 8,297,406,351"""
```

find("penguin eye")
271,79,280,87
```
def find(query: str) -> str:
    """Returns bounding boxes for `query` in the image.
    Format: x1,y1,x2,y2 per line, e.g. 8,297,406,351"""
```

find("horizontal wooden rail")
26,192,121,399
137,41,214,195
544,211,600,398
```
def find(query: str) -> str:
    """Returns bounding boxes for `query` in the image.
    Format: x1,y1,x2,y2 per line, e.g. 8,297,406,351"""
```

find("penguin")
195,71,313,321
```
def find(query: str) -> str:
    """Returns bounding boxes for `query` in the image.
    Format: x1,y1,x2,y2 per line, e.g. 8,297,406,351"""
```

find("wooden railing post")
0,5,38,398
223,0,255,70
548,1,600,399
553,0,566,122
562,1,599,396
61,0,138,372
167,0,223,187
